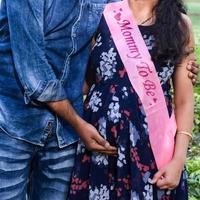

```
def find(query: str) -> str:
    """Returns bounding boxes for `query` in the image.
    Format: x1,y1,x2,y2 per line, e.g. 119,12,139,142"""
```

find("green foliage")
187,159,200,199
195,47,200,86
193,93,200,136
178,2,200,200
187,93,200,199
189,197,199,200
186,2,200,47
196,47,200,65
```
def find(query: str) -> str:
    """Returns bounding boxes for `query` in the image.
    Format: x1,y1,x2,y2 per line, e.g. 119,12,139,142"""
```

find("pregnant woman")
69,0,194,199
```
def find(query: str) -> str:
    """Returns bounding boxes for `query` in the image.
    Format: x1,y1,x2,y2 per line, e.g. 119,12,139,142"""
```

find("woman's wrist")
176,130,193,141
172,154,186,167
172,129,191,166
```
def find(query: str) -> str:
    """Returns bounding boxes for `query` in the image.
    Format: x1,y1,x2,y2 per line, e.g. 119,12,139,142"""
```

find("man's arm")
48,100,117,154
7,0,117,154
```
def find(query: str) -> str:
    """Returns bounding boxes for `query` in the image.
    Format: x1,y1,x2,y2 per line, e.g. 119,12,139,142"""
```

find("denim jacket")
0,0,115,147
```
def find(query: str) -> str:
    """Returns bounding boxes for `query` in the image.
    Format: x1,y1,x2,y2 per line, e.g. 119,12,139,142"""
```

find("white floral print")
93,33,103,49
158,60,174,85
89,185,109,200
143,117,149,134
117,145,126,168
129,122,140,147
131,191,140,200
92,153,108,166
88,84,96,96
143,172,151,184
97,48,117,81
138,105,149,134
89,91,103,112
143,184,153,200
122,86,128,99
98,117,107,138
157,190,165,199
143,35,155,50
76,140,86,155
107,96,121,123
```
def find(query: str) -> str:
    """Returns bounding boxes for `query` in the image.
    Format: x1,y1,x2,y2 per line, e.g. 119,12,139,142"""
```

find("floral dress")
68,16,188,200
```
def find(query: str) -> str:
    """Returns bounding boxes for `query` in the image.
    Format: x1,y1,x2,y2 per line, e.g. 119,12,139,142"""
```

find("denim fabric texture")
0,128,77,200
0,0,109,147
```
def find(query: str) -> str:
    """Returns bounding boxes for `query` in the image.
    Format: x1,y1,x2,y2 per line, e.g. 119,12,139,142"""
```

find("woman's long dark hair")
154,0,190,64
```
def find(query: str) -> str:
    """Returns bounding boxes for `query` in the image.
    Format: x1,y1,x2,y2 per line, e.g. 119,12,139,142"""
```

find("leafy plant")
185,1,200,199
187,159,200,198
195,46,200,86
187,92,200,199
193,93,200,137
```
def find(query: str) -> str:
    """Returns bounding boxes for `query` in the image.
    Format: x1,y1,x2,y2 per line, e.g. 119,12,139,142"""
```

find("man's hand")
47,100,117,155
187,60,199,85
76,120,117,155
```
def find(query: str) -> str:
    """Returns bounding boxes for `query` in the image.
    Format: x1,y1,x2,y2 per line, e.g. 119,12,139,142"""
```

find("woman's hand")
150,158,184,190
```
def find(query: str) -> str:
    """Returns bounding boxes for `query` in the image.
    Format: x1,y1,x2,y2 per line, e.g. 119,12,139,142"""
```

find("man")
0,0,198,200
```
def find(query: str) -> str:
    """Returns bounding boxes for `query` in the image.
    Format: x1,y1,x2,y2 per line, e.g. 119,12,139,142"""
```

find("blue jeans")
0,128,76,200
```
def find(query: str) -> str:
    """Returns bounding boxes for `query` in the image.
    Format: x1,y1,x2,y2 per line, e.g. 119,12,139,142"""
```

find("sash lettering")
104,0,177,169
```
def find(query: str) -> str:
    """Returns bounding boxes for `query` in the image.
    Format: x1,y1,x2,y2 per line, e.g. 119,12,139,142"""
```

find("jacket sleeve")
6,0,67,104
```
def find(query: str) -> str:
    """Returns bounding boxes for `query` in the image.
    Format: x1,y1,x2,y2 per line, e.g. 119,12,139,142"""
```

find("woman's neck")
128,0,158,25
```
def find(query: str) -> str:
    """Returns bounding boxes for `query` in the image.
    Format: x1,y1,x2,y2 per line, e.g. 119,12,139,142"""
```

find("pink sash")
103,0,177,169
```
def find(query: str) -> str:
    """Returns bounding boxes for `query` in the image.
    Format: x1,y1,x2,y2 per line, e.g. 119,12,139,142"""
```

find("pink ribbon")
103,0,177,169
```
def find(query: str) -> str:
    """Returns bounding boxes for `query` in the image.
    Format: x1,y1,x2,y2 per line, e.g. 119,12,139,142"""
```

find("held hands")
150,158,184,190
77,121,117,155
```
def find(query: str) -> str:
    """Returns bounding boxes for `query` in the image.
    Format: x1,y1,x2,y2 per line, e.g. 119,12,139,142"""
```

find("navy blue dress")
68,16,188,200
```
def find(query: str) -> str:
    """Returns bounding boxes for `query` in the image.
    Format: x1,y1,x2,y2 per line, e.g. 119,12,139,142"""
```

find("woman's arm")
151,14,195,190
172,13,195,165
172,57,194,164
